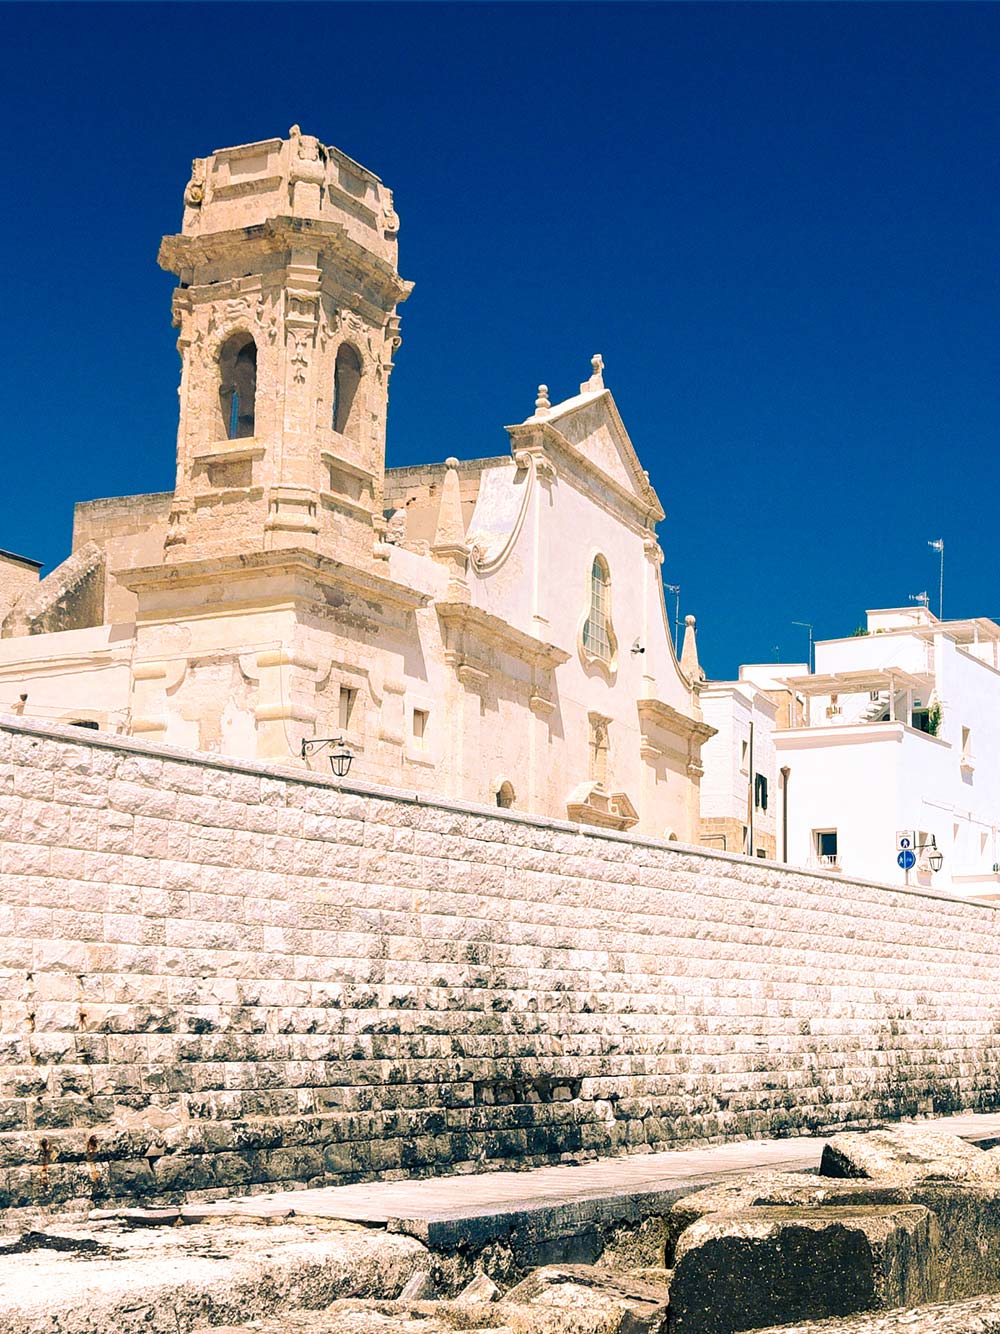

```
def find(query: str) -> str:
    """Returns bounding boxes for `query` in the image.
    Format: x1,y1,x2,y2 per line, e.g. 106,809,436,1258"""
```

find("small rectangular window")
754,773,768,810
338,686,357,733
740,739,749,774
815,829,838,866
962,727,973,764
412,709,428,748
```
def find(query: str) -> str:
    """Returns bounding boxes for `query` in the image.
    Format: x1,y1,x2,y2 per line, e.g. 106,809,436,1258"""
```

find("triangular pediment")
565,781,640,832
507,389,664,522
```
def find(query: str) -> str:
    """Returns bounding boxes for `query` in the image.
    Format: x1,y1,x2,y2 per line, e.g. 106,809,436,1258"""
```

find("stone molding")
435,602,570,674
118,548,430,614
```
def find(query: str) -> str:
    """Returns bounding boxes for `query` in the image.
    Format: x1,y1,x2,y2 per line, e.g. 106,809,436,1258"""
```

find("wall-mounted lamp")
301,736,353,778
916,835,944,873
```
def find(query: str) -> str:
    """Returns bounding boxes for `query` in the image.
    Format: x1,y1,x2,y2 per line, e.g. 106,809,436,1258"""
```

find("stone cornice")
435,602,571,671
118,549,429,614
637,697,716,746
159,216,413,309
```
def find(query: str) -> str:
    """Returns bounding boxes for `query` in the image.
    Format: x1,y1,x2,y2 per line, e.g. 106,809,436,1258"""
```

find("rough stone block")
665,1172,841,1262
668,1205,939,1333
821,1127,1000,1184
505,1264,669,1333
756,1292,1000,1332
666,1171,1000,1304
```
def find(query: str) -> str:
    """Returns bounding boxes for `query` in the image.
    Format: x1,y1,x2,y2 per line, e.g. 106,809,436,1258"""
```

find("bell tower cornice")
158,217,413,312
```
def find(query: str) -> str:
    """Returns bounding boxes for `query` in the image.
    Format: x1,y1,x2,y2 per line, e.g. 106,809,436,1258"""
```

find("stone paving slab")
149,1113,1000,1252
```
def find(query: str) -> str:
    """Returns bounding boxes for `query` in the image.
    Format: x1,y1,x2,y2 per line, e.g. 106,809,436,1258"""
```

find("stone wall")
3,717,1000,1219
0,552,41,622
0,544,105,640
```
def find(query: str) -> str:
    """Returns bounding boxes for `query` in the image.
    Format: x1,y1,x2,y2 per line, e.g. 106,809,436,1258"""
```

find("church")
0,128,712,841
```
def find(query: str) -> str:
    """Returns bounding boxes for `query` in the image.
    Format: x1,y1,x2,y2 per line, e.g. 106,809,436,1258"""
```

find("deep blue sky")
3,3,998,677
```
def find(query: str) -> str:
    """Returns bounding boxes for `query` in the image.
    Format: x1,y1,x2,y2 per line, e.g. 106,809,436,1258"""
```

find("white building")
773,605,1000,896
699,676,780,859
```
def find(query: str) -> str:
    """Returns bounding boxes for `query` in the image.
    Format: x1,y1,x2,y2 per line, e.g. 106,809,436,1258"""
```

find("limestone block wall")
2,717,1000,1219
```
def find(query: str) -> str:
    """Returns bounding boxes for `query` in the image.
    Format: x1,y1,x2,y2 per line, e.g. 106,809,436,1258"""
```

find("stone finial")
581,354,605,395
535,385,551,416
432,457,467,552
681,613,705,682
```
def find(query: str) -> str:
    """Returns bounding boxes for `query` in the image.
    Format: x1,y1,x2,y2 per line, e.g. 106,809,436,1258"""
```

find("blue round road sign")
897,849,916,870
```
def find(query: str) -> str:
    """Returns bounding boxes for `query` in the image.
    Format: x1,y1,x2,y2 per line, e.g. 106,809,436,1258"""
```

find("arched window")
582,556,612,663
219,333,257,439
496,781,515,809
333,343,362,435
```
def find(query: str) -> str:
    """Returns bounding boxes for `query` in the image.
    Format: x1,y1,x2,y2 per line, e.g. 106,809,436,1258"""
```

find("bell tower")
158,127,412,567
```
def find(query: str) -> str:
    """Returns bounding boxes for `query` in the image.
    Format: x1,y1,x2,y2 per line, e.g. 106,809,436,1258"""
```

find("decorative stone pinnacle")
445,457,459,470
535,385,551,413
681,614,705,682
580,354,606,395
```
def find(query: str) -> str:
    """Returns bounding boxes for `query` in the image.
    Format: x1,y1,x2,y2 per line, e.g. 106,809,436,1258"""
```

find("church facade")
0,128,712,841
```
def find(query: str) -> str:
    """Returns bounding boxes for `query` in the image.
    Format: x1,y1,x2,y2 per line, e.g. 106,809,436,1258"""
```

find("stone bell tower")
158,127,412,567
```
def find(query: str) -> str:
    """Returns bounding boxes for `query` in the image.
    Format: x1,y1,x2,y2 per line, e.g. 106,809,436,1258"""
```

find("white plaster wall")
918,638,1000,883
816,633,932,677
468,460,691,830
0,624,133,731
778,726,907,879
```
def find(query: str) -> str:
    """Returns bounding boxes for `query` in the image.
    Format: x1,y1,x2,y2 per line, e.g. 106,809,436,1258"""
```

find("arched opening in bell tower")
332,343,363,437
219,333,257,439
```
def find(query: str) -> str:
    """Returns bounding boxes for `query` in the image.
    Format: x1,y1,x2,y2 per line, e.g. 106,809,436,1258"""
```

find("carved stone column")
266,249,322,548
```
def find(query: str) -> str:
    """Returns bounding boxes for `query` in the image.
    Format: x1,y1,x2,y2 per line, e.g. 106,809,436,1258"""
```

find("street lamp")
301,736,354,778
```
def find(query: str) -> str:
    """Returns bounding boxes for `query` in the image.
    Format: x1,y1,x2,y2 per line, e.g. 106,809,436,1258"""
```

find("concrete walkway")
173,1111,1000,1250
